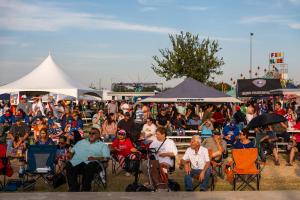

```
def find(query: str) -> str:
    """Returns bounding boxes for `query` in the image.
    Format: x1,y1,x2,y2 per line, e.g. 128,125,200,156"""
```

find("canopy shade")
0,54,96,98
142,78,240,103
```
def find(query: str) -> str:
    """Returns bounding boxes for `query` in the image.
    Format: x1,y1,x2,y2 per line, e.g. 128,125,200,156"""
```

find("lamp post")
250,33,254,79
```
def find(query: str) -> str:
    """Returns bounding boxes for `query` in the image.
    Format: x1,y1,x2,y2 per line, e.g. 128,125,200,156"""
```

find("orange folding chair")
232,148,261,191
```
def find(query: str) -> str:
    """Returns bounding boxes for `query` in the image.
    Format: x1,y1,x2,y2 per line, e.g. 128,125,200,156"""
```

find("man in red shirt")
274,102,286,116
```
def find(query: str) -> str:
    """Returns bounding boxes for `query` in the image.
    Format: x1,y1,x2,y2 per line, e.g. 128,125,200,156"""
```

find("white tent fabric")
0,54,96,98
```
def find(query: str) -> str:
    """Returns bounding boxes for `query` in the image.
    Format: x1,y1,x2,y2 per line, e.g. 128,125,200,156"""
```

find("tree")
152,31,224,83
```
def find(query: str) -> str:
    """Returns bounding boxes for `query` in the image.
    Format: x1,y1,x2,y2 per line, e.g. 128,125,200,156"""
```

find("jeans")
184,168,211,191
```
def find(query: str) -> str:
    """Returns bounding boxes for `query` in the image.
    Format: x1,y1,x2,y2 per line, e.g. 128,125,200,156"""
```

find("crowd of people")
1,95,300,192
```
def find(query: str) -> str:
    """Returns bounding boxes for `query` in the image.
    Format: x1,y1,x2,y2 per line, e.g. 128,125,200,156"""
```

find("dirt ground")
2,152,300,192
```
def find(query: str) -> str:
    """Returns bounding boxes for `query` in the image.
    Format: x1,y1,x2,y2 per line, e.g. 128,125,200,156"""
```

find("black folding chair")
92,160,109,191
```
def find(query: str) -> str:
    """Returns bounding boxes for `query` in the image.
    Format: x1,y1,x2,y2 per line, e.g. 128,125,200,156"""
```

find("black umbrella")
247,113,287,129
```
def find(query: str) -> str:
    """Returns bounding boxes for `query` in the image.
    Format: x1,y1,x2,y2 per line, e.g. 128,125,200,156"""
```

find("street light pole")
250,32,254,79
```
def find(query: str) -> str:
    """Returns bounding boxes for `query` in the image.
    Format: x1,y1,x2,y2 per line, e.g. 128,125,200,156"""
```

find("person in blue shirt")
65,128,110,192
233,128,255,149
0,110,16,126
199,120,214,138
223,122,240,144
16,109,30,125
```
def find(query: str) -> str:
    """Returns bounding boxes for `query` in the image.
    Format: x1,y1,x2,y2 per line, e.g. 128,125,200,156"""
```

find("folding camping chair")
22,145,57,191
232,148,261,191
91,160,109,191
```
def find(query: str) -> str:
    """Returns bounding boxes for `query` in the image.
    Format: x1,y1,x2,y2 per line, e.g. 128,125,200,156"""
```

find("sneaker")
286,162,293,166
274,160,280,166
125,172,131,177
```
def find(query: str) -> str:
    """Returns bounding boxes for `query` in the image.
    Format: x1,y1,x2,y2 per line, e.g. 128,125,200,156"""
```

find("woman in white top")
141,117,157,142
149,127,178,170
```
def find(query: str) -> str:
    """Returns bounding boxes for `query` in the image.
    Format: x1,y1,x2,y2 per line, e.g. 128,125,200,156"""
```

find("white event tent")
0,54,97,98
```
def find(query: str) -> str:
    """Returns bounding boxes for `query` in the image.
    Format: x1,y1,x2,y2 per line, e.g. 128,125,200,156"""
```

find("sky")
0,0,299,90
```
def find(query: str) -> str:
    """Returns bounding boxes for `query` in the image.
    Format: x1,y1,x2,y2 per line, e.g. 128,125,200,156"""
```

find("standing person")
107,100,118,114
182,135,211,191
102,113,117,142
65,128,110,192
17,95,32,115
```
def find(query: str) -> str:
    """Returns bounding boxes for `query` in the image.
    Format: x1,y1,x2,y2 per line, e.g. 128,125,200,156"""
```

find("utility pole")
250,32,254,79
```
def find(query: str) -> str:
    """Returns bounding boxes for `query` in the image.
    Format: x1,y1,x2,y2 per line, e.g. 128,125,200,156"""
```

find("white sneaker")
125,172,131,177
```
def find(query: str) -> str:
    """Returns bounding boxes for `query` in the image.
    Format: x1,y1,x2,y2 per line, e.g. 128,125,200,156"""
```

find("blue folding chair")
22,145,57,191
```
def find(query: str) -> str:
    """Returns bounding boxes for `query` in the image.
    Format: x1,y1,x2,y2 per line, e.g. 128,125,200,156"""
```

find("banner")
237,79,282,97
269,52,284,64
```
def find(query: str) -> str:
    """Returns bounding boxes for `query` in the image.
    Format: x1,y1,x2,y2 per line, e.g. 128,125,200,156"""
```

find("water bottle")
99,171,106,183
19,166,25,178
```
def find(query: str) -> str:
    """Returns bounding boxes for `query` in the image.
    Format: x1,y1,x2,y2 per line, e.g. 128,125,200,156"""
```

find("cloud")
180,6,208,11
288,23,300,29
140,7,157,12
137,0,174,6
0,36,17,45
240,15,289,24
288,0,300,5
0,0,178,34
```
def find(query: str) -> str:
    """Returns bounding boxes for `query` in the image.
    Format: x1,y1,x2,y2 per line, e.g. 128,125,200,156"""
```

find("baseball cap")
235,105,241,111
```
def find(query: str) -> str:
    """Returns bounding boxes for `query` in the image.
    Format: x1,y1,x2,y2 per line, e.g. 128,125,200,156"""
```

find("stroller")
125,139,180,192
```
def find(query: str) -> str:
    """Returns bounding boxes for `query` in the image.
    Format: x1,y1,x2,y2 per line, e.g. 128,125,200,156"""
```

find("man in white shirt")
183,135,211,191
141,117,157,142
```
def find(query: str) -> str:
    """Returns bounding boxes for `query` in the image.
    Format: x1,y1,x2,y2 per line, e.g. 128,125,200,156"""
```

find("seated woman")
149,127,178,183
111,129,138,176
287,122,300,166
102,113,117,142
233,128,255,149
32,116,47,141
36,128,55,145
199,120,214,139
66,129,83,147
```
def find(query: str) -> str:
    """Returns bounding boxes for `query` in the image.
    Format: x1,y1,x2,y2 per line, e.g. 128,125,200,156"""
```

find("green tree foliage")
152,31,224,83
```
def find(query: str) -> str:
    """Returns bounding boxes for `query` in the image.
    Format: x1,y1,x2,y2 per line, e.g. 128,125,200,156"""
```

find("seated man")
257,125,280,165
202,131,227,162
65,128,110,192
183,135,211,191
7,116,30,152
